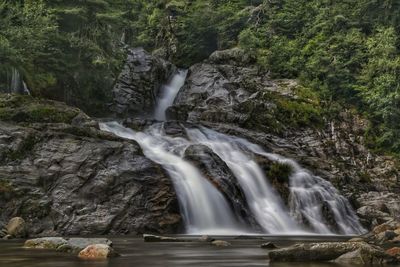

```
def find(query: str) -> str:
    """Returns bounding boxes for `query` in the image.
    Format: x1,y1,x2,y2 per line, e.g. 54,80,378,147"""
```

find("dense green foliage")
1,0,400,153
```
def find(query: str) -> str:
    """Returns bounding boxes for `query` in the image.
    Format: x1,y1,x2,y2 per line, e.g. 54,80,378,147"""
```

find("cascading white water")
154,70,188,121
186,127,306,234
193,128,365,235
99,70,365,235
99,121,246,235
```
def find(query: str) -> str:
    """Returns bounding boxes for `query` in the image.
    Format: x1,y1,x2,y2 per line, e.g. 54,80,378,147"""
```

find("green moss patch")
267,162,293,183
0,94,80,124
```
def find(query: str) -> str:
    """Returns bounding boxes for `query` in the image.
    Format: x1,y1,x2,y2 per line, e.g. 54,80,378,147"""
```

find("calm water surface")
0,236,397,267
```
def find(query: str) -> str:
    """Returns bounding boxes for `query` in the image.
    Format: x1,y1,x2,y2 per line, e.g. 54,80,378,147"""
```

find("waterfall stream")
154,70,187,121
8,67,30,95
100,72,365,235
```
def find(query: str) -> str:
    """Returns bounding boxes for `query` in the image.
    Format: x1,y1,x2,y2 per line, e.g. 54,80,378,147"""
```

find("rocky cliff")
0,95,181,236
1,48,399,236
112,47,176,117
168,48,399,229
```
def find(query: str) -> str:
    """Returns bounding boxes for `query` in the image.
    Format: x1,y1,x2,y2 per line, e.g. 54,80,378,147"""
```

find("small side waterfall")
154,70,187,121
9,67,30,95
100,71,366,235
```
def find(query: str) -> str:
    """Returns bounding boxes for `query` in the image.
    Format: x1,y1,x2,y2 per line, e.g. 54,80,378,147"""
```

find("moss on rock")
0,94,80,124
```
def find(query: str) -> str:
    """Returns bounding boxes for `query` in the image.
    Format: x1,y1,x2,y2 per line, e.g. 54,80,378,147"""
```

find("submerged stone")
143,234,190,242
261,242,278,249
211,240,231,247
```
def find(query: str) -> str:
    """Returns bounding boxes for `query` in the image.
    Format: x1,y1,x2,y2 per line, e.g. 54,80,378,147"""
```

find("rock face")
0,95,181,236
268,242,397,264
112,47,176,117
169,48,400,229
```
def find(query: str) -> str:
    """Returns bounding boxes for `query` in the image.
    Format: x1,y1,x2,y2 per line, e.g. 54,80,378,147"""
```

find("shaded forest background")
0,0,400,154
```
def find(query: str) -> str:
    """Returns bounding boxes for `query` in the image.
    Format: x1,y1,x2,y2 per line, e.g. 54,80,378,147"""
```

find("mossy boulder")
0,94,80,124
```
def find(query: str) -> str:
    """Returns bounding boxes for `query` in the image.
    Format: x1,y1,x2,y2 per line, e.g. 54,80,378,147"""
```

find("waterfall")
154,70,187,121
186,128,305,234
99,70,366,235
9,67,30,95
99,122,246,235
186,127,365,235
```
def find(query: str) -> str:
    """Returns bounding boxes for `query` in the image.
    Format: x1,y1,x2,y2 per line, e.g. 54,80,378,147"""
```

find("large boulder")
268,242,397,264
112,47,176,117
0,96,182,236
78,244,119,259
6,217,27,238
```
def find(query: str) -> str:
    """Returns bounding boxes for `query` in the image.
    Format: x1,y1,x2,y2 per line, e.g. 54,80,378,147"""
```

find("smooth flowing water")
99,71,365,235
186,128,304,234
154,69,188,121
187,127,365,235
99,122,245,235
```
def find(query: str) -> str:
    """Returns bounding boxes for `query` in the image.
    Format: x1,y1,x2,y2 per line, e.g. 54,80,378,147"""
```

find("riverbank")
2,236,392,267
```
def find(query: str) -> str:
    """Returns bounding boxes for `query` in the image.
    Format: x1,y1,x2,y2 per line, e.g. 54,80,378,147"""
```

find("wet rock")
24,237,68,249
268,242,395,264
57,238,113,254
211,240,231,247
6,217,27,238
386,247,400,259
260,242,278,249
112,47,176,117
0,228,8,238
3,235,12,240
334,248,391,265
78,244,119,259
373,220,400,235
391,236,400,244
143,234,189,242
183,144,260,230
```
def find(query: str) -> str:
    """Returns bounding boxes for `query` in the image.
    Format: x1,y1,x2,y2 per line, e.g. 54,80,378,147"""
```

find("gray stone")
143,234,189,242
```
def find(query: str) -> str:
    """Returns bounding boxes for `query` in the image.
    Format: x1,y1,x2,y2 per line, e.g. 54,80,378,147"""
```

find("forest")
1,0,400,154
